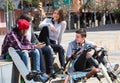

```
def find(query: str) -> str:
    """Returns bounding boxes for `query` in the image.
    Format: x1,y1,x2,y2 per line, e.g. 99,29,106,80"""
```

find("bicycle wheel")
116,70,120,78
113,78,120,83
114,70,120,83
110,69,120,83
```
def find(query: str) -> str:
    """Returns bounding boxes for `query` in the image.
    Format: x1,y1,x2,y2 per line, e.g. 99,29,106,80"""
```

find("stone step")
0,60,13,83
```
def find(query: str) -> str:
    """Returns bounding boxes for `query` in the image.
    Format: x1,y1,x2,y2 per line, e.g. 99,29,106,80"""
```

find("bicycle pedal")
114,64,119,71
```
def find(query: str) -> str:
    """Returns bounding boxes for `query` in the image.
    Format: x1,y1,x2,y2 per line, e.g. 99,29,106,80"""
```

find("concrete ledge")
0,60,20,83
0,60,13,83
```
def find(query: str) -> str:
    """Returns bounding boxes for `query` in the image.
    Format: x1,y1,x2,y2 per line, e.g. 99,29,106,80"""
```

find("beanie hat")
17,19,30,30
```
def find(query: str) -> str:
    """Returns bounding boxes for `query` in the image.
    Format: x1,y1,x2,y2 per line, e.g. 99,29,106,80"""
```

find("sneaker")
40,73,49,82
49,70,56,79
33,73,49,83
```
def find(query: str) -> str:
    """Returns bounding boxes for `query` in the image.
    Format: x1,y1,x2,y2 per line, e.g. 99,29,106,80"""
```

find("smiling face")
53,10,60,21
75,33,85,44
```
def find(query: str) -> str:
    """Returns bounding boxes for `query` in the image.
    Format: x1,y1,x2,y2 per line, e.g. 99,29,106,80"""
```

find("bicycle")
53,44,120,83
84,45,120,83
26,44,120,83
26,46,89,83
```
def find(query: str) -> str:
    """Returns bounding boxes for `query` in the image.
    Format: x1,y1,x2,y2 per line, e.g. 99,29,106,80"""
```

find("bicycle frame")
62,60,88,83
62,45,119,83
50,46,88,83
93,47,120,83
99,62,112,83
26,44,120,83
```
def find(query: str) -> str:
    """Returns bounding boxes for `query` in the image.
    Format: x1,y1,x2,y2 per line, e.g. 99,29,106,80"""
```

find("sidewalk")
60,25,120,66
62,30,120,54
0,24,120,55
55,24,120,83
0,24,120,83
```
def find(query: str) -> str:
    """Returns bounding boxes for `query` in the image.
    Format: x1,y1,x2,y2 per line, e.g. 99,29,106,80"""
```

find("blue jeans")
38,26,65,67
37,48,46,73
17,49,40,72
41,46,54,74
29,49,40,72
16,50,29,69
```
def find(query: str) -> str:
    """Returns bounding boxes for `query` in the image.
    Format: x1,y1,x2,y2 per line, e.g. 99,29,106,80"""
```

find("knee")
58,45,64,52
92,67,99,73
31,49,40,57
22,52,29,58
86,49,95,59
33,49,39,53
43,46,51,53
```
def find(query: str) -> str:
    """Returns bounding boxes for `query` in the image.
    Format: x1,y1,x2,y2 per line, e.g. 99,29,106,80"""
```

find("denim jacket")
66,40,95,58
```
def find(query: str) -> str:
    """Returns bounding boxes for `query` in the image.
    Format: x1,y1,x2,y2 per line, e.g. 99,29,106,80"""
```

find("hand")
86,49,95,58
49,23,56,32
35,42,46,48
22,50,29,53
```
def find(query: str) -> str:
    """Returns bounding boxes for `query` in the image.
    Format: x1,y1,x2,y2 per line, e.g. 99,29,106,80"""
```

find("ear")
17,24,18,28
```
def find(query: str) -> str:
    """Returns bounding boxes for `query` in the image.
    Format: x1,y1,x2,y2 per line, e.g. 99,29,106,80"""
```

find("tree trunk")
108,12,113,24
8,11,14,31
102,13,106,25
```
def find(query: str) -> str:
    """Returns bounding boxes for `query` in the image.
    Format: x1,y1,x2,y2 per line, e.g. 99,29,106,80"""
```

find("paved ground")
54,24,120,83
0,24,120,83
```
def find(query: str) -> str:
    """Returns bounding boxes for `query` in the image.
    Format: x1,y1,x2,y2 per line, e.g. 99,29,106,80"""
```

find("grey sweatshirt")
39,18,67,45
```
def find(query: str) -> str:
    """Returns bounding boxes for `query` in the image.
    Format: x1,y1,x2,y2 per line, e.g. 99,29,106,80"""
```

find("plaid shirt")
1,30,35,57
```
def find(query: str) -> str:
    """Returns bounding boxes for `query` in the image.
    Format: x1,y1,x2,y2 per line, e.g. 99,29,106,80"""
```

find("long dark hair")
53,7,67,23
